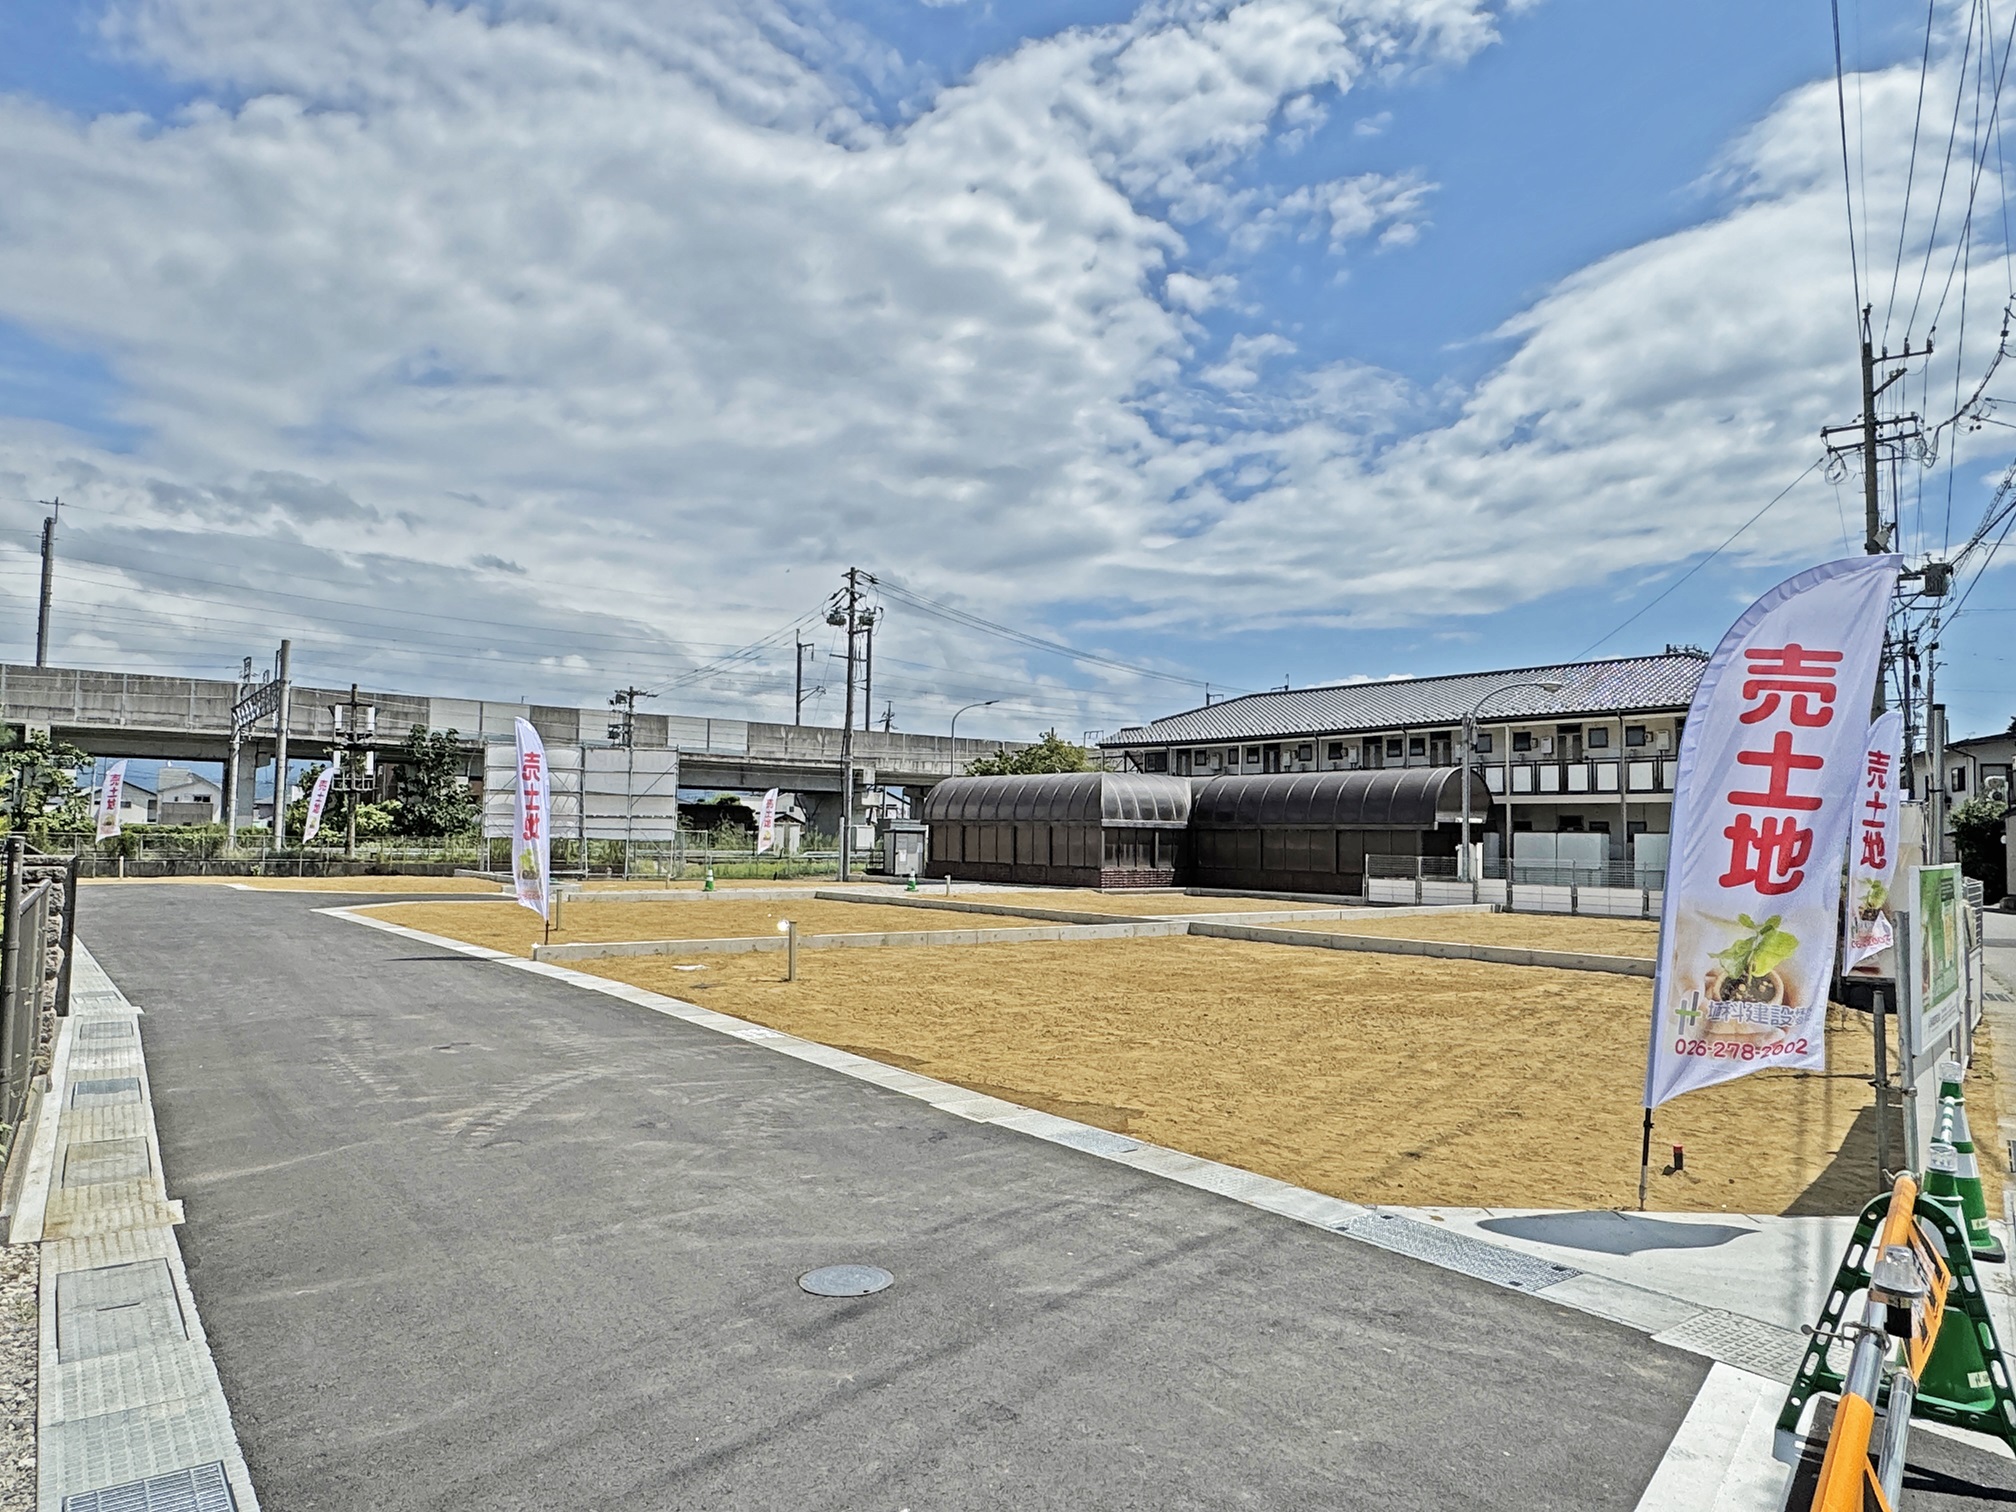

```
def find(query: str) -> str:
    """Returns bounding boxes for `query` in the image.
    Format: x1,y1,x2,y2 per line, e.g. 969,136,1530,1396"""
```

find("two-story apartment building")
1099,650,1708,868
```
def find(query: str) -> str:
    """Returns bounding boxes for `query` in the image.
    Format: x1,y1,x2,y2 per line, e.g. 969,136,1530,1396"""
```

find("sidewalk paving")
7,942,257,1511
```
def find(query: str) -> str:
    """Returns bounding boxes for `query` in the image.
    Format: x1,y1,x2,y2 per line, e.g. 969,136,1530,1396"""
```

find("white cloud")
0,0,1995,734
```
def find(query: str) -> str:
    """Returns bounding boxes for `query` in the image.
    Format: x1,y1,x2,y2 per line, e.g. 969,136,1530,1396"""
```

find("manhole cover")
799,1264,893,1298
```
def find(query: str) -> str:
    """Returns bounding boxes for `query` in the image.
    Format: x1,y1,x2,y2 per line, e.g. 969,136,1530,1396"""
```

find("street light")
949,700,998,773
1459,679,1567,882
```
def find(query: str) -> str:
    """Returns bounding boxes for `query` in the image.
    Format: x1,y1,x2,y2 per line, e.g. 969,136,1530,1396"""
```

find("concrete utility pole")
826,568,872,881
1824,307,1932,722
34,499,59,668
860,608,879,732
608,685,654,878
794,636,814,725
270,640,292,850
331,683,377,858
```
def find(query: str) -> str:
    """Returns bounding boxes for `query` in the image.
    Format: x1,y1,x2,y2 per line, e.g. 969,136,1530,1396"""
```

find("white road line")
1634,1364,1790,1512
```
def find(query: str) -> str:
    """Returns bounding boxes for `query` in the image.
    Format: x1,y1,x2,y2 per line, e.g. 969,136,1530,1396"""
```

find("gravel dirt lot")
370,897,1057,955
0,1243,33,1512
491,931,1917,1214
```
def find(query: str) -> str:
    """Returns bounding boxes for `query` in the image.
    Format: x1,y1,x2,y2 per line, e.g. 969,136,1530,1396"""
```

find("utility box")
883,819,926,878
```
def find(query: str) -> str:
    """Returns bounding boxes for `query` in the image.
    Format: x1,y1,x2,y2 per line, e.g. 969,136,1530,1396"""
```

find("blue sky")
0,0,2006,744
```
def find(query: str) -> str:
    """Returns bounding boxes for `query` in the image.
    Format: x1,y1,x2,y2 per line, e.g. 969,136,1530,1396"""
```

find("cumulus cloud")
0,0,1995,733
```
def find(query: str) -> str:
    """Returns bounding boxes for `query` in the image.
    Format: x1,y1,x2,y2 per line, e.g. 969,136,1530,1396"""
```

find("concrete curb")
808,891,1145,926
1183,921,1656,978
324,903,1853,1395
532,919,1185,961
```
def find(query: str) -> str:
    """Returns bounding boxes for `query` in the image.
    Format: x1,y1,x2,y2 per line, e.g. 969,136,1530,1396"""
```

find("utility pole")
270,640,293,850
34,498,59,667
794,636,815,725
1825,310,1933,725
859,607,879,731
825,568,873,880
608,685,654,878
330,683,378,858
881,703,893,733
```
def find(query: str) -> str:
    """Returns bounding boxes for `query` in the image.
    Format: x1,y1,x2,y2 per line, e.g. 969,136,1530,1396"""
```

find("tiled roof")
1104,652,1706,748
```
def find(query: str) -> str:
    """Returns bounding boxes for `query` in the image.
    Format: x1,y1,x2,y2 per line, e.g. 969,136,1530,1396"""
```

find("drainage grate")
75,1021,138,1044
56,1262,189,1360
63,1139,152,1188
1047,1127,1139,1157
63,1460,235,1512
1336,1213,1582,1293
1653,1308,1808,1382
70,1078,141,1109
800,1264,894,1297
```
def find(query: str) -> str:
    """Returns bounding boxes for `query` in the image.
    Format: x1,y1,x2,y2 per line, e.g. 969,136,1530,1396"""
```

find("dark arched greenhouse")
1187,767,1491,895
921,772,1194,888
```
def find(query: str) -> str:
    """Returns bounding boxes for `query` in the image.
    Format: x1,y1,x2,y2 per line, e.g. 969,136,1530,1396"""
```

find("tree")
964,729,1090,777
1950,793,2009,903
0,731,92,841
393,726,477,837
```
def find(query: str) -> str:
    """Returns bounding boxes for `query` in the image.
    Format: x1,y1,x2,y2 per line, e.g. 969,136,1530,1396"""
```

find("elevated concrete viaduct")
0,663,1009,823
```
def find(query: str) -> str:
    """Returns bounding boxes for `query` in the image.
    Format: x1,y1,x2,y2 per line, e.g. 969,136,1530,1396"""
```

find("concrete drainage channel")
3,945,259,1512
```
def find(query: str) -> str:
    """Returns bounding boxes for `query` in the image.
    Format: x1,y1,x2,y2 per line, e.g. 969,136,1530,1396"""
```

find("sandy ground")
442,928,1918,1215
1282,911,1662,959
369,897,1054,956
82,875,504,894
0,1243,32,1512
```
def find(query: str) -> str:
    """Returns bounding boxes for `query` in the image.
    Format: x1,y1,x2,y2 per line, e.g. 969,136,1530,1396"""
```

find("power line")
1579,458,1824,658
1831,0,1866,319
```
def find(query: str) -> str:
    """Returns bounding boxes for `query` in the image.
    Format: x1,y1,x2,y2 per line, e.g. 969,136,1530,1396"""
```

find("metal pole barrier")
56,854,78,1017
779,919,797,981
1874,989,1891,1182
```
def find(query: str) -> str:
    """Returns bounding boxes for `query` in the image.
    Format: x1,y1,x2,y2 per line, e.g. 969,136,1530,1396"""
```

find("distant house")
88,775,155,828
157,765,224,826
1931,731,2015,804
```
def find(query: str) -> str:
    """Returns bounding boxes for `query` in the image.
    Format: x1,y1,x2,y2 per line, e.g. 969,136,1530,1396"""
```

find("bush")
1951,794,2009,903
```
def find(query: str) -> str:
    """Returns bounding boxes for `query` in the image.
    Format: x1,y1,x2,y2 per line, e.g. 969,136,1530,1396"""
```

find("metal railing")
1,839,77,1165
1363,853,1666,918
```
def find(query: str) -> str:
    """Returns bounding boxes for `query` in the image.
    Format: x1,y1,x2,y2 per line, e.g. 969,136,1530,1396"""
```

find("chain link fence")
1364,853,1666,918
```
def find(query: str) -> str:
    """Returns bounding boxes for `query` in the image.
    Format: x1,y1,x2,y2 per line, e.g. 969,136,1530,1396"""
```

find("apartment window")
1193,749,1210,766
1243,746,1261,765
1474,732,1493,754
1586,727,1610,749
1140,750,1168,772
1386,738,1403,758
1294,742,1314,763
1625,725,1649,747
1408,737,1426,757
1325,741,1344,762
1513,731,1533,753
1952,767,1968,792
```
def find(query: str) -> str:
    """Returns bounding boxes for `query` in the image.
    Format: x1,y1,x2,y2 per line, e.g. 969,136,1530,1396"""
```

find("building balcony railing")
1481,757,1673,796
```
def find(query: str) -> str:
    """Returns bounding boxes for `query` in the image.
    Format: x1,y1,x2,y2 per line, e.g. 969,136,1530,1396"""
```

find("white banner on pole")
756,788,779,855
513,717,551,919
94,760,129,840
301,768,336,844
1842,709,1903,971
1643,555,1900,1110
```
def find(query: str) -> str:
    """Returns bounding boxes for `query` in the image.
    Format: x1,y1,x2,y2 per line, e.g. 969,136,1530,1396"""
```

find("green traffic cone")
905,871,918,893
1935,1060,2005,1264
704,866,716,893
1920,1146,2004,1412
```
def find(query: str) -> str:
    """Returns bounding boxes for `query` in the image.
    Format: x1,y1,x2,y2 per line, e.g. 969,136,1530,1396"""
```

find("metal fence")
1363,853,1667,919
477,835,842,881
1,839,77,1165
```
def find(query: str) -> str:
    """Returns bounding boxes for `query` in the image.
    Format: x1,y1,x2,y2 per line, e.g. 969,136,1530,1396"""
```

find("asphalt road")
69,886,1781,1507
